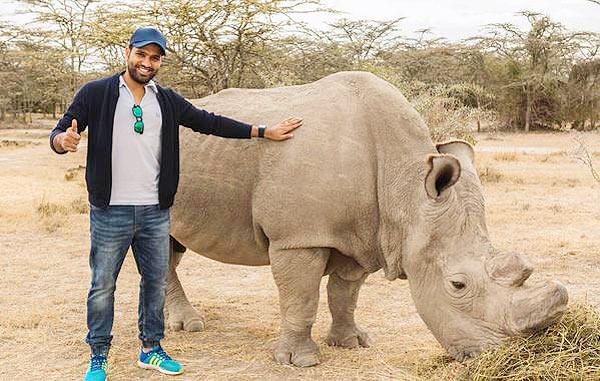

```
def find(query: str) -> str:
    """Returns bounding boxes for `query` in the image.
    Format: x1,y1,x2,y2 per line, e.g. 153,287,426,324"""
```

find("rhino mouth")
445,335,504,363
448,346,481,362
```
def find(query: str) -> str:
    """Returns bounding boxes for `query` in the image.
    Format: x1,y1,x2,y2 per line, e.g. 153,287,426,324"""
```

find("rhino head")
385,140,568,362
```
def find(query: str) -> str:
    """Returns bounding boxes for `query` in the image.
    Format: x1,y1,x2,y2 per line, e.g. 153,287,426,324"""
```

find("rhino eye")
451,281,466,290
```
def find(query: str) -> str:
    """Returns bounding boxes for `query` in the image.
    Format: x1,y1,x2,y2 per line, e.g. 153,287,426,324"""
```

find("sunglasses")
132,104,144,134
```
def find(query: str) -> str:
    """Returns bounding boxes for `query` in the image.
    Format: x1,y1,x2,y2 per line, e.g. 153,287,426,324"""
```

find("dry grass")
493,152,518,161
64,165,86,182
464,304,600,381
415,354,462,379
551,178,581,188
478,166,504,183
0,139,36,149
539,152,566,163
37,196,88,217
36,196,88,232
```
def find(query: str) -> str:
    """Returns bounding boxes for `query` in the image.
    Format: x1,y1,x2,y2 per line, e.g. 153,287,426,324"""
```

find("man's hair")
128,43,165,56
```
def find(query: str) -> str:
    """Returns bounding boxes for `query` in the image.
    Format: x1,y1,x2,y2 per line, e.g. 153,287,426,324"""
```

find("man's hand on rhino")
266,117,303,141
55,119,81,153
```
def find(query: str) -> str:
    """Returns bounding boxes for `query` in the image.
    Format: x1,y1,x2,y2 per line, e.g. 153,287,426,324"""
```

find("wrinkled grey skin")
166,71,568,366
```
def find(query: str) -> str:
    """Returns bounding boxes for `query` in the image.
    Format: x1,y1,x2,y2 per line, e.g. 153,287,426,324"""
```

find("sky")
3,0,599,41
310,0,600,41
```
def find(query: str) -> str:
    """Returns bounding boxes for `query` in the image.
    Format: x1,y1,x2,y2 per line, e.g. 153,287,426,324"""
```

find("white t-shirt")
109,75,163,205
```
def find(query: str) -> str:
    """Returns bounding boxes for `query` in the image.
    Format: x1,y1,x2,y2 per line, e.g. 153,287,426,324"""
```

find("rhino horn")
486,251,534,287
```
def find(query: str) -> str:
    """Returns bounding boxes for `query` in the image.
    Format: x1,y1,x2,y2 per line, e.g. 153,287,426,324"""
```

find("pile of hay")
465,304,600,380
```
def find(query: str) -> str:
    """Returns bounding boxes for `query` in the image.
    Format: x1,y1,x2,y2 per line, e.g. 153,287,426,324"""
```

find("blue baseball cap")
130,27,167,55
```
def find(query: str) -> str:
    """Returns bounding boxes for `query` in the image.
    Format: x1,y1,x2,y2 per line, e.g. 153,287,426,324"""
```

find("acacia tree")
19,0,101,94
382,34,465,86
326,17,404,68
473,11,587,131
0,19,73,121
567,59,600,129
0,22,17,120
253,17,405,87
91,0,327,97
0,39,72,121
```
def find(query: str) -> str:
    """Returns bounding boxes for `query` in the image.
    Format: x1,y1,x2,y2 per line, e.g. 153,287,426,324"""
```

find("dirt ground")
1,127,599,380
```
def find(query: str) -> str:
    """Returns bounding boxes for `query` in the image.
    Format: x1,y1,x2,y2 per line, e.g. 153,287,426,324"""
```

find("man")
50,27,302,381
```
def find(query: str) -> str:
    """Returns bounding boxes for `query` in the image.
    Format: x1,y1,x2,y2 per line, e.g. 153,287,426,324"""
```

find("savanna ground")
1,118,600,380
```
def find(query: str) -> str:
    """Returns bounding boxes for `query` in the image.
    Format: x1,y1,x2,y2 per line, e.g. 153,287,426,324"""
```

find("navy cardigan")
50,72,252,209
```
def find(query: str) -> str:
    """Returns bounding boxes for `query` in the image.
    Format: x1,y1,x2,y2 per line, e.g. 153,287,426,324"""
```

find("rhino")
165,71,568,366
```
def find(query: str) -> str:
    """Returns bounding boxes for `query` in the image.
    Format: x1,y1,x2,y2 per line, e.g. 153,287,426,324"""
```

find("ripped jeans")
85,204,170,356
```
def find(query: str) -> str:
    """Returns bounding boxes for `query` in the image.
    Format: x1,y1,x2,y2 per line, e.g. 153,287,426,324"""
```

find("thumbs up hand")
60,118,81,152
70,118,78,133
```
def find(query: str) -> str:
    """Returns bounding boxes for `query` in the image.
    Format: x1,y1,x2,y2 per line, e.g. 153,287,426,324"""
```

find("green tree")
473,11,589,131
567,59,600,129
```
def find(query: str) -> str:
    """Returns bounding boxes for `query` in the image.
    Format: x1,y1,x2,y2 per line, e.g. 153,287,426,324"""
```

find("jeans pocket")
154,204,169,216
90,204,99,211
90,204,109,213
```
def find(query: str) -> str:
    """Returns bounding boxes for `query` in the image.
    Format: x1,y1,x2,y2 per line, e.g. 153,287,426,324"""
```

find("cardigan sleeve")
50,83,90,154
171,90,252,139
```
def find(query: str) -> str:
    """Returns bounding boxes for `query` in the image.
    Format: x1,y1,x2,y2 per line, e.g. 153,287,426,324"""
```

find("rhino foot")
326,325,373,348
167,304,205,332
273,337,320,367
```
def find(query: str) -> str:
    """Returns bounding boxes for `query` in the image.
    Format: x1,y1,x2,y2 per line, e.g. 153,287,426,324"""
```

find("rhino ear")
436,140,475,172
425,154,461,199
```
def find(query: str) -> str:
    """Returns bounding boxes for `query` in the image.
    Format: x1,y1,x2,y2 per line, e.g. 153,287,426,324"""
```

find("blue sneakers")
85,354,108,381
137,345,184,375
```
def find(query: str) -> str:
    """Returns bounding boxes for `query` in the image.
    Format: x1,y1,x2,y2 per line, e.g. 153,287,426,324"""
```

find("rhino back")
171,72,433,268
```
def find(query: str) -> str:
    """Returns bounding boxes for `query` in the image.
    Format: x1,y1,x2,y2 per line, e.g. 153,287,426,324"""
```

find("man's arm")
172,89,302,140
50,84,89,154
175,92,253,139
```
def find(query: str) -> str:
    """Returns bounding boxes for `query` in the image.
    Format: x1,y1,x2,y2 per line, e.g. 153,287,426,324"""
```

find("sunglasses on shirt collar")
132,105,144,134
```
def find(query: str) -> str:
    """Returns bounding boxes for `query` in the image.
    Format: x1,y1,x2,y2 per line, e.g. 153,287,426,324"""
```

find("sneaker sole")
85,370,108,381
85,374,108,381
137,360,184,375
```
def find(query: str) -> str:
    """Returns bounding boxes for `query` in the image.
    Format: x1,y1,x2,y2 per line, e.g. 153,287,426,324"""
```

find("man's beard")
127,61,157,84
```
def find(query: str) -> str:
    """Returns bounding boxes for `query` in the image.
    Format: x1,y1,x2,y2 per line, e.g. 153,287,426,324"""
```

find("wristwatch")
258,124,266,138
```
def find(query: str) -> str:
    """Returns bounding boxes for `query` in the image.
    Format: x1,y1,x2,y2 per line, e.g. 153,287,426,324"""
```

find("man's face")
125,44,163,84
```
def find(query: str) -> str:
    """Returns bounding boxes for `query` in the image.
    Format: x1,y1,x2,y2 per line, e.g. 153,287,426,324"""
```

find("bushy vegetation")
1,0,599,139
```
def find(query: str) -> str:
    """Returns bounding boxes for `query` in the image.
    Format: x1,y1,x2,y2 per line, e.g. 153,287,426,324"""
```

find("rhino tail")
170,235,187,253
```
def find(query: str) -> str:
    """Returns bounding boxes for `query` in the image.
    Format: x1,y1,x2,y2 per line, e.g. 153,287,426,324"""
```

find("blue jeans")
85,204,170,356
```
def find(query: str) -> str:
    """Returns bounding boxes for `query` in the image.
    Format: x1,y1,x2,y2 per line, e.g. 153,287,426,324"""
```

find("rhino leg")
270,247,330,367
165,237,205,332
326,271,372,348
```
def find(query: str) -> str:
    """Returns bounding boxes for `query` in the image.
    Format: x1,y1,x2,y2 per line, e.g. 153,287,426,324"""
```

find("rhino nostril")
515,266,534,286
551,280,569,306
